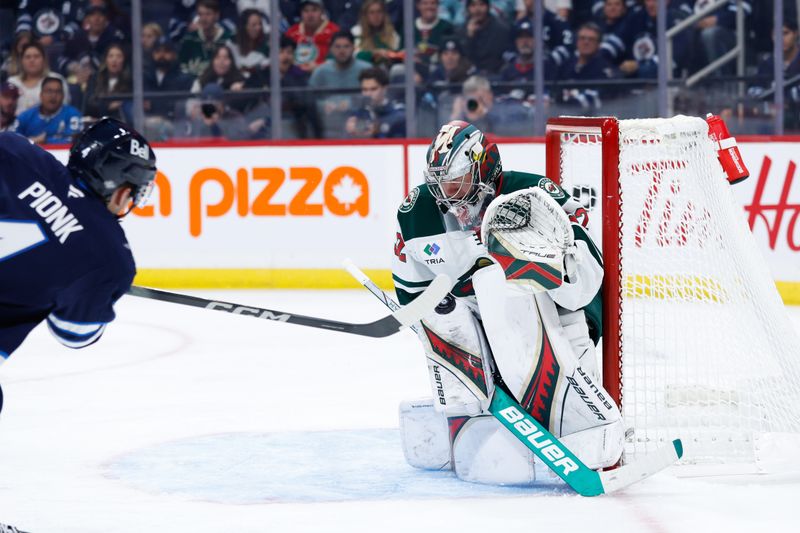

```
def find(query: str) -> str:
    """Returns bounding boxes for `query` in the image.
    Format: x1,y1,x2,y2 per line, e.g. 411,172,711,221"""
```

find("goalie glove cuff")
563,243,579,283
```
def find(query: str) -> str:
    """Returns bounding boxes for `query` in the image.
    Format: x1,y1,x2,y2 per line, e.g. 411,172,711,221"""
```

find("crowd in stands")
0,0,794,141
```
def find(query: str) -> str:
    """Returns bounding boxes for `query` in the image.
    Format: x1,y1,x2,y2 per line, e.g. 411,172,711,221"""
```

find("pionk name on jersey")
17,182,84,243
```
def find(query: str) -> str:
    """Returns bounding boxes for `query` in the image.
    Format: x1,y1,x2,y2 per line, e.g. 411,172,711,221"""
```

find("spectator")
748,20,800,130
414,0,455,66
285,0,342,73
240,1,295,33
1,31,34,79
449,74,534,135
556,22,618,111
537,0,572,21
594,0,637,75
277,35,321,138
65,55,96,113
141,22,164,73
439,0,467,25
144,36,196,141
440,0,514,25
192,44,262,113
449,74,494,127
83,43,132,121
515,0,575,68
169,0,238,42
13,75,82,144
695,0,752,75
13,1,83,50
94,0,132,37
308,30,371,136
498,19,555,98
8,42,70,114
353,0,403,68
241,34,321,140
229,9,271,78
345,67,405,138
625,0,692,79
178,0,234,77
179,82,249,140
0,82,20,131
60,5,126,75
429,37,476,92
623,0,692,79
457,0,512,75
323,1,362,31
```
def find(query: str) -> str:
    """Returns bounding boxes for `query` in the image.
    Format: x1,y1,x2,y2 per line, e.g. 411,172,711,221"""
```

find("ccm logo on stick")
206,302,291,322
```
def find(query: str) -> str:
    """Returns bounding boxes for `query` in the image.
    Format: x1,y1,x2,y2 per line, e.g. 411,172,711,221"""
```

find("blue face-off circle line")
105,428,567,504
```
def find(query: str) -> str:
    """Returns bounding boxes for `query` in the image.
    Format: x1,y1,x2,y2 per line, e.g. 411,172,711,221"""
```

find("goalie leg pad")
418,296,494,416
451,414,543,485
561,419,624,470
399,399,452,470
472,263,548,396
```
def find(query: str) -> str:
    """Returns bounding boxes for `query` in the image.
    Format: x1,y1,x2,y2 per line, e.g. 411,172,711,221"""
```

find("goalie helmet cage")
545,115,800,472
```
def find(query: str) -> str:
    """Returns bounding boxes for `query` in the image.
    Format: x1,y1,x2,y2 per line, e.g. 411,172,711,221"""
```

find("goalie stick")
0,522,29,533
126,272,451,339
342,259,683,496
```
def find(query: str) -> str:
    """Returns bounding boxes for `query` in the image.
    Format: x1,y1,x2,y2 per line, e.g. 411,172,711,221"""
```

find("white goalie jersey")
393,172,622,486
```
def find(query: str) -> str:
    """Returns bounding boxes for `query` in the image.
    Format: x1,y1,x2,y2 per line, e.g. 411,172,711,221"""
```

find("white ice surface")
0,291,799,533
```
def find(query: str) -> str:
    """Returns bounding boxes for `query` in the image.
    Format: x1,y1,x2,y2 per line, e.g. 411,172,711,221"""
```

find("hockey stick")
342,259,683,496
126,272,451,339
0,522,30,533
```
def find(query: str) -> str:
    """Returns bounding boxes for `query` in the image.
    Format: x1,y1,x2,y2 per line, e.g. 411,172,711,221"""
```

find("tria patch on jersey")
17,181,84,243
399,187,420,213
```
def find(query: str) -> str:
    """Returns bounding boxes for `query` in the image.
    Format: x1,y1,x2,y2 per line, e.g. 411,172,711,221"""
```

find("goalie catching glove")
481,187,577,292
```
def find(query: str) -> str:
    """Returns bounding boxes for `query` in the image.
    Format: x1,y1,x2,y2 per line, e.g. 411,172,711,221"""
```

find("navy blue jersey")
0,132,135,358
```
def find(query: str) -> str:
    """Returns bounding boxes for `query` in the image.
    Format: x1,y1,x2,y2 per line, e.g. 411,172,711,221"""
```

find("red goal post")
545,117,622,407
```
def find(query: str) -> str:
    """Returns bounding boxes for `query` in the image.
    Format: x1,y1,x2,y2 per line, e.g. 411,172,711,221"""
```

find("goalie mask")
424,121,502,210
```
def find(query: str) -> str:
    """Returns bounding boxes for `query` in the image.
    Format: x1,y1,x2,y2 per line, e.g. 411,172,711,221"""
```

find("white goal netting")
552,116,800,471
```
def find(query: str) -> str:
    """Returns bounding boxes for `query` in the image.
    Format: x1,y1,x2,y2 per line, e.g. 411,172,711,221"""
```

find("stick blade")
599,439,683,494
391,273,451,328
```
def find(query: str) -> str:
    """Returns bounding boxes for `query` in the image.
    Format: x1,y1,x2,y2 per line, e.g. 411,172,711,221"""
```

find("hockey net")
545,115,800,471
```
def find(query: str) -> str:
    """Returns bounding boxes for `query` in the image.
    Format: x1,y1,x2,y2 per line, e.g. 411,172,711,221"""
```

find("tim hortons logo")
633,163,714,248
745,156,800,251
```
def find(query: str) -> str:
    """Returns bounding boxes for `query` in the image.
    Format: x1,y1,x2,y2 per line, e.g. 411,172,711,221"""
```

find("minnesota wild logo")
399,187,420,213
538,177,566,200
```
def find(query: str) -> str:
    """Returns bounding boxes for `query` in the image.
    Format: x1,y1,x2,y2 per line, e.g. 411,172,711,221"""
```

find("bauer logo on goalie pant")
205,302,291,322
498,405,579,476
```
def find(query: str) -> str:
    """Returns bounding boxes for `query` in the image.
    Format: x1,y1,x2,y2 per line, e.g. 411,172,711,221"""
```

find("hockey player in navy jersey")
394,120,622,485
0,118,156,375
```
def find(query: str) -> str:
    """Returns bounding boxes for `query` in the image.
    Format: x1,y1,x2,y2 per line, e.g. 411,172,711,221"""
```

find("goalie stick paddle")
126,272,451,339
342,259,684,496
